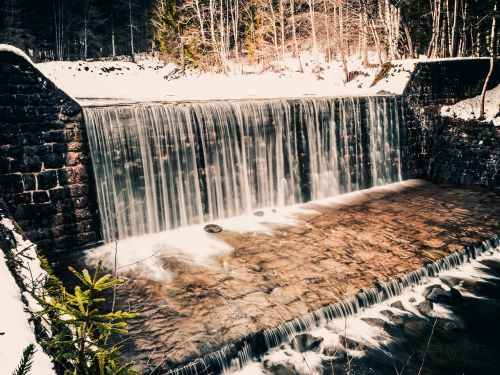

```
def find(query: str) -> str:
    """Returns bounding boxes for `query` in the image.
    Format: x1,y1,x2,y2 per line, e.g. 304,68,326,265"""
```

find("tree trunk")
324,0,332,62
268,0,280,61
290,0,300,59
450,0,460,57
339,2,349,82
479,3,497,120
129,0,135,57
279,0,286,63
195,0,206,43
307,0,320,73
231,0,239,61
209,0,216,47
402,18,414,58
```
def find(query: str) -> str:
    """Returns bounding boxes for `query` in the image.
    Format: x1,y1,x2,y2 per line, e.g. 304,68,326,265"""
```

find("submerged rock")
390,300,405,310
416,300,434,315
380,309,404,325
203,224,223,233
253,210,265,217
339,335,362,350
322,345,347,360
424,284,462,303
404,320,429,336
291,333,324,353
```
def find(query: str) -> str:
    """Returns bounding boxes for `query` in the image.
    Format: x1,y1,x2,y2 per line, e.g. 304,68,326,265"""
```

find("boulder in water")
390,300,405,310
416,300,434,315
322,345,346,360
204,224,223,233
424,284,462,304
404,320,429,337
380,309,404,325
339,335,362,350
290,333,323,353
253,210,265,217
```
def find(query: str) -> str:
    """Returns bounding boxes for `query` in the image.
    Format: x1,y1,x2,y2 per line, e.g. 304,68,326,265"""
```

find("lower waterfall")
84,96,406,242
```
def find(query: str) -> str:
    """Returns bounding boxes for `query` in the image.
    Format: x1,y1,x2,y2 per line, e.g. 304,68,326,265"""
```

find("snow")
441,83,500,125
0,43,33,63
36,52,417,105
84,180,424,281
0,217,55,375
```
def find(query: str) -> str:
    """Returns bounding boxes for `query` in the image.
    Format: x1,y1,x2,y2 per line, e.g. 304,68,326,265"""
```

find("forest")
0,0,498,70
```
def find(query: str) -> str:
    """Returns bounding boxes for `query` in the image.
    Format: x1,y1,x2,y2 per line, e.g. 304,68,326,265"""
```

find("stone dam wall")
0,49,498,254
0,50,100,256
403,58,500,188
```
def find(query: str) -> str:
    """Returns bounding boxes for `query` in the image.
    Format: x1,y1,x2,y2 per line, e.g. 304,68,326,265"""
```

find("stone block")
42,153,65,169
22,173,36,190
61,101,81,117
0,174,23,194
49,187,66,201
61,165,88,184
12,192,32,204
72,196,88,209
75,208,92,221
32,191,50,204
52,143,68,153
67,141,83,152
65,184,87,198
37,170,58,190
65,152,81,166
76,231,97,246
43,129,67,143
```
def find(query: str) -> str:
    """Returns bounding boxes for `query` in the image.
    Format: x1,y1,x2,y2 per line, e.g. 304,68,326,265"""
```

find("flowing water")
84,96,406,242
165,236,500,375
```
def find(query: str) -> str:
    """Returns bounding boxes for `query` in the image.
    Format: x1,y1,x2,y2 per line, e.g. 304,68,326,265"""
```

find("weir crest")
84,96,406,242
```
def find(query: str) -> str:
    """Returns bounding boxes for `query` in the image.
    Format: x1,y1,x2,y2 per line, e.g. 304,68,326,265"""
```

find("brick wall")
0,50,100,256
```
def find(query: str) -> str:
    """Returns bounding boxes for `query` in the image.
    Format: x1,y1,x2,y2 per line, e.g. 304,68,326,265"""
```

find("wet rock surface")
105,181,500,370
204,224,223,233
291,333,323,353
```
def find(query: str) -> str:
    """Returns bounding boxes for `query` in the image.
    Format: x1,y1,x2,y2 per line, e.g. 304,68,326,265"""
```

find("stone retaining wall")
403,58,500,185
427,117,500,189
0,50,100,256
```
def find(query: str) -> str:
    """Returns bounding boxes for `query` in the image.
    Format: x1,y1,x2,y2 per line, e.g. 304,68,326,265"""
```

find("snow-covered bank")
441,83,500,125
36,53,417,104
0,216,55,375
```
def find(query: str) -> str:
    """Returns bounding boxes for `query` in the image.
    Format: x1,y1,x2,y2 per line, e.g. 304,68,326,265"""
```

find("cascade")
84,96,406,242
166,235,500,375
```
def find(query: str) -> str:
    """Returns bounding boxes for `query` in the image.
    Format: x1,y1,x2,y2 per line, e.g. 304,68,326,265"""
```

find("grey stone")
204,224,223,233
291,333,323,353
416,300,433,315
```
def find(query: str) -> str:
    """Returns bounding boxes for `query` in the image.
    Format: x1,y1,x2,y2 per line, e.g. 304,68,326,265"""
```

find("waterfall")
84,96,406,242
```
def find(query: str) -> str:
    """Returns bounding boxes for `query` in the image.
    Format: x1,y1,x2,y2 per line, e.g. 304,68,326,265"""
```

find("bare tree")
479,1,497,120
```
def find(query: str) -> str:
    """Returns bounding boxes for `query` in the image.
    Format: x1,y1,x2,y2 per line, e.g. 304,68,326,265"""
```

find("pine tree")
38,261,137,375
11,344,36,375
